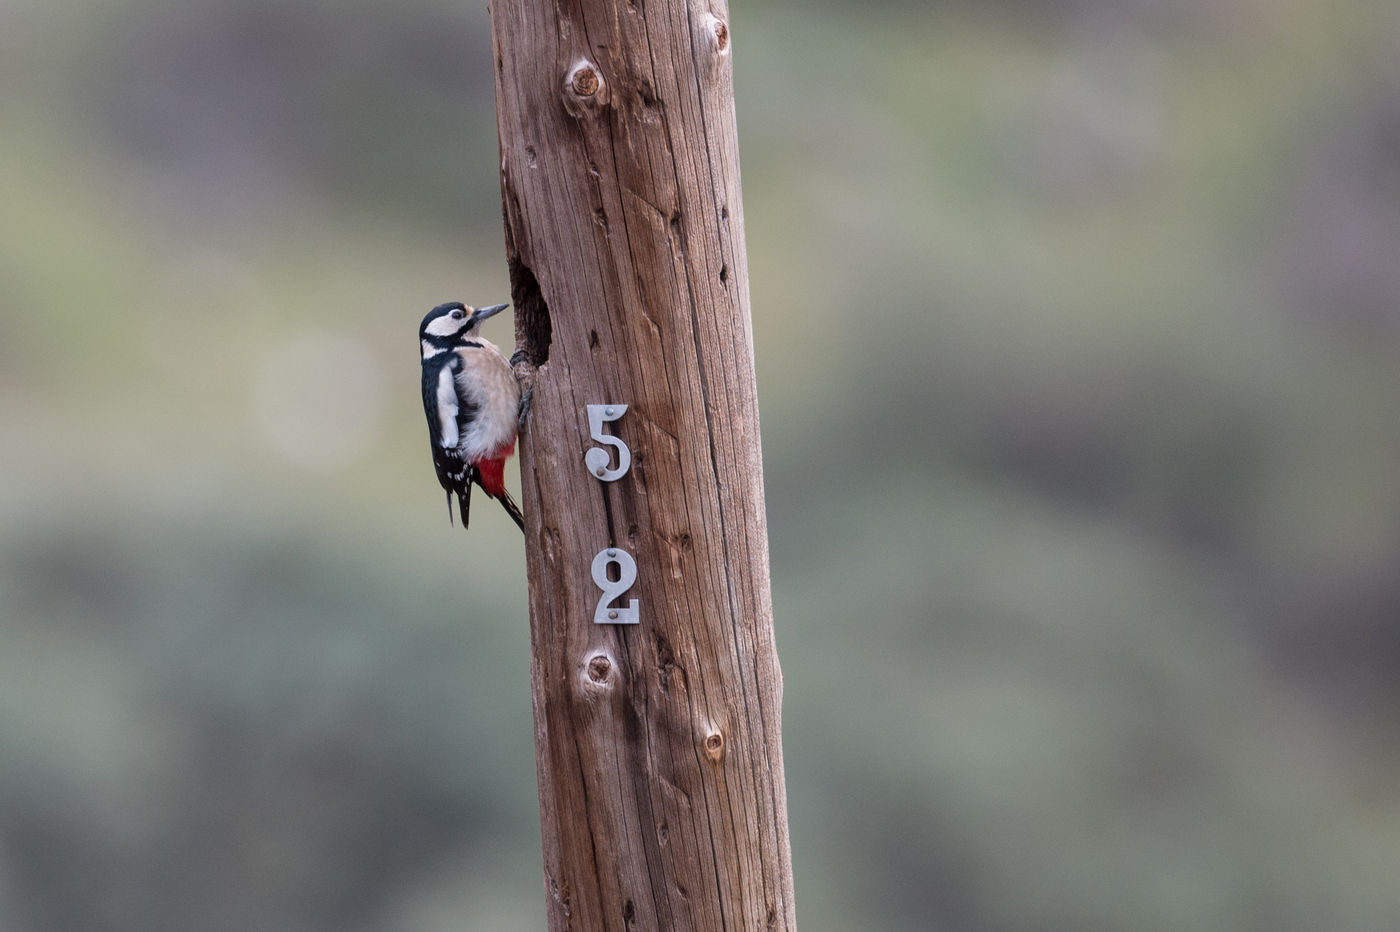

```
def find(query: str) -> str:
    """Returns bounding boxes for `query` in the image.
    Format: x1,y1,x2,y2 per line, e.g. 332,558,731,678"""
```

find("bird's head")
419,301,509,357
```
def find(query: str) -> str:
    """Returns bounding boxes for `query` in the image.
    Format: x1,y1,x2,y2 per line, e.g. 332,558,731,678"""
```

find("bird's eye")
450,309,465,320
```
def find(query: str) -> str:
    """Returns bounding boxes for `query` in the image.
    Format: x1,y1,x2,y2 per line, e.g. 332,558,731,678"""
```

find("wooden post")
488,0,794,928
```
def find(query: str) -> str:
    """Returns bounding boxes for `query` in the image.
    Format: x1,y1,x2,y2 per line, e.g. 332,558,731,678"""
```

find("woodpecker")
419,301,524,530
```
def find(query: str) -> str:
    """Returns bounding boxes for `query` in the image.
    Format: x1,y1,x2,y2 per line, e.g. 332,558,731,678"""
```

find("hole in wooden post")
506,256,551,367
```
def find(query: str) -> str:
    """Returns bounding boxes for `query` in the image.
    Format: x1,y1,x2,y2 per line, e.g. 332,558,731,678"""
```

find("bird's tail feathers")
457,473,474,529
441,459,520,532
494,488,525,531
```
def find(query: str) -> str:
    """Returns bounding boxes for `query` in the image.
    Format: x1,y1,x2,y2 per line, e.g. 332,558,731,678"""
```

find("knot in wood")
703,730,724,761
563,59,608,117
586,653,613,684
580,649,617,696
703,14,730,56
572,65,599,97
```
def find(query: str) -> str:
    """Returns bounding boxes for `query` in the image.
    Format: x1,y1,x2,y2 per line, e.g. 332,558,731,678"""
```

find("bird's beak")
471,303,509,324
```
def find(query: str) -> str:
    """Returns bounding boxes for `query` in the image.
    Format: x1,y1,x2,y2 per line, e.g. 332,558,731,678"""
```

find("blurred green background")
4,0,1400,929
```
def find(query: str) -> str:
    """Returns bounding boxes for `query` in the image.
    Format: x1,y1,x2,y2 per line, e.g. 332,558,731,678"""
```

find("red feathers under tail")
476,449,523,531
476,457,508,498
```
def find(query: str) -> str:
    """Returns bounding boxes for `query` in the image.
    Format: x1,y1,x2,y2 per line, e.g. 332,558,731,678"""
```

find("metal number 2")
592,548,640,624
585,404,630,481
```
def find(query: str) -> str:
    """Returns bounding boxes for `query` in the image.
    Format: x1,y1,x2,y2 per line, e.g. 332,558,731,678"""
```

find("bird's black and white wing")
422,357,474,523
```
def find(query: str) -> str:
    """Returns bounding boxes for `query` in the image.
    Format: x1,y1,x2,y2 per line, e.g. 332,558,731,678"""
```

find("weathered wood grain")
488,0,794,928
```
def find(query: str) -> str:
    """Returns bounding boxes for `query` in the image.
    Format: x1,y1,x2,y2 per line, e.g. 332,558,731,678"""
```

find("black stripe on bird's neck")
422,334,484,363
422,332,458,350
422,332,483,349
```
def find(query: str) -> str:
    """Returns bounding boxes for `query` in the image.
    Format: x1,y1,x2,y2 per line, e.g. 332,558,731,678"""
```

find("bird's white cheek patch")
425,316,465,337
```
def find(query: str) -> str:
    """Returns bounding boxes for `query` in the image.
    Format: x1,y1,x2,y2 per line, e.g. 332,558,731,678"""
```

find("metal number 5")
585,404,630,481
592,548,640,625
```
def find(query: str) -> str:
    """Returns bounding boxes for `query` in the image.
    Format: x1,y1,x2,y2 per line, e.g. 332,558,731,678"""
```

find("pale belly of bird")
454,342,520,461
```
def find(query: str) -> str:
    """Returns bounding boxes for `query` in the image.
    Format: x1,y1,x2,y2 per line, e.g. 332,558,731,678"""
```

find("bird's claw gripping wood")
517,385,534,432
509,348,537,432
